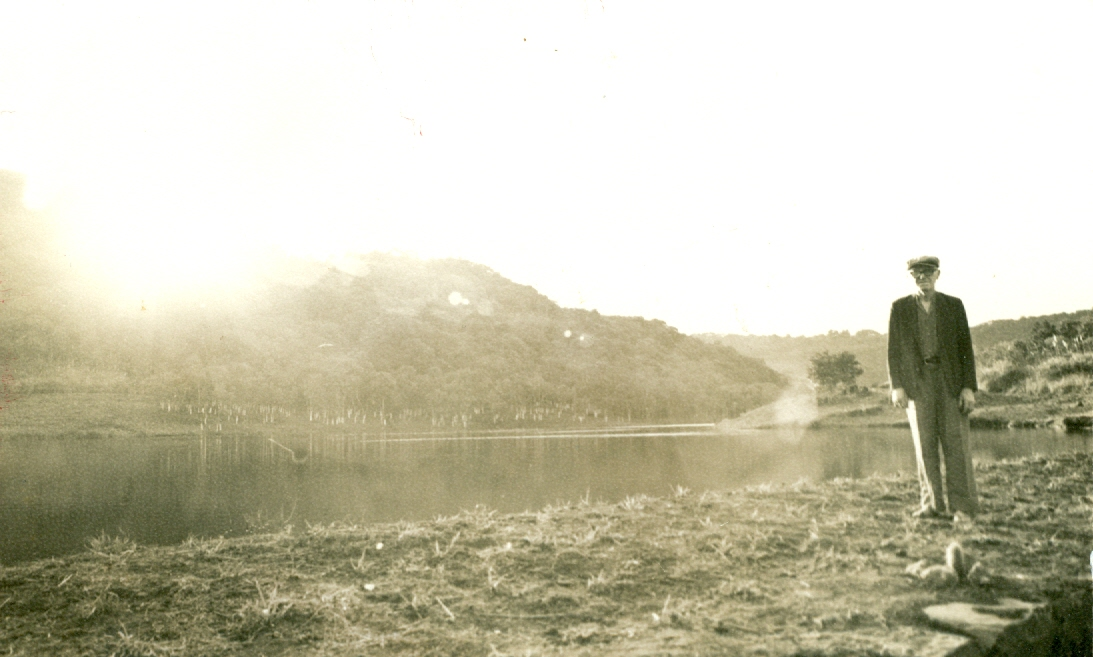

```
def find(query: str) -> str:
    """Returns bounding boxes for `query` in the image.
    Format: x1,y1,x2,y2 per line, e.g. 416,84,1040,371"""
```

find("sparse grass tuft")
112,626,184,657
242,503,296,535
236,579,299,634
619,494,652,511
87,531,137,560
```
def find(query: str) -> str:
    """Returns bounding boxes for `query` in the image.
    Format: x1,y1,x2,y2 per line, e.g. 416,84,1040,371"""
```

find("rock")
905,559,929,577
969,417,1010,430
791,626,976,657
1062,415,1093,432
919,564,959,586
1006,419,1042,429
945,542,971,579
812,613,842,629
922,598,1046,652
965,562,990,585
951,512,975,529
905,559,961,586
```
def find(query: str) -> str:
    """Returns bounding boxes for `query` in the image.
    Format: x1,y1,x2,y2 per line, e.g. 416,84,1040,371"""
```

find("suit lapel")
934,293,950,345
904,296,922,358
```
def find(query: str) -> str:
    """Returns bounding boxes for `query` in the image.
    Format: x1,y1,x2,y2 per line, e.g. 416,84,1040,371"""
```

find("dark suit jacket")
887,292,977,400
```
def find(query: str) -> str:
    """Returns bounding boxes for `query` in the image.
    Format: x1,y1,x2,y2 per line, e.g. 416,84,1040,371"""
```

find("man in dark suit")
888,256,979,519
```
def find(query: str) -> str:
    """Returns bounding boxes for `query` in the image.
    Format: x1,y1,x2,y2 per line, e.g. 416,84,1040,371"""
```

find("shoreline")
3,388,1090,440
0,452,1089,656
801,388,1093,433
809,405,1089,431
0,392,723,441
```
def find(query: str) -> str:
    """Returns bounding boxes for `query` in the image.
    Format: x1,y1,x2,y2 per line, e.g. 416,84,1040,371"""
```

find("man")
887,256,979,519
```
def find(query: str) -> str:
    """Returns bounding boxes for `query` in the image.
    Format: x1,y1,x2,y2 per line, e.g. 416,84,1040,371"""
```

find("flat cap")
907,255,940,270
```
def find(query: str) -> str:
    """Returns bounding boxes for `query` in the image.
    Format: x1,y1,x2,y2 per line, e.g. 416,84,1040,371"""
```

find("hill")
0,172,785,426
130,255,787,425
700,307,1093,390
698,330,888,385
971,309,1093,348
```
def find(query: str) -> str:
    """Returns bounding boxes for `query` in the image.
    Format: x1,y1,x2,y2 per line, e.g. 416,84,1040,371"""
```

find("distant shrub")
1052,376,1090,394
807,350,863,390
846,405,885,417
985,366,1030,393
979,346,1093,395
1042,353,1093,380
977,342,1013,368
816,387,885,407
1021,374,1092,396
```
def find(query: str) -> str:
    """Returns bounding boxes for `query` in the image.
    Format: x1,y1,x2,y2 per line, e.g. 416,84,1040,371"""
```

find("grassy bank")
0,392,203,439
0,452,1089,656
808,387,1093,431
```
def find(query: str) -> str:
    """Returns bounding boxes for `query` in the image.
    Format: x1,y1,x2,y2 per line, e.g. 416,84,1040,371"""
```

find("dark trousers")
906,365,979,515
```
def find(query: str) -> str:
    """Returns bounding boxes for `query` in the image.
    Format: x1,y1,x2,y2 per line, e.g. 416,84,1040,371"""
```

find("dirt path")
718,377,820,430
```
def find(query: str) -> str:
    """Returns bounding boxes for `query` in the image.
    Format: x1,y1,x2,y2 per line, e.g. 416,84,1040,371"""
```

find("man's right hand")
891,387,909,409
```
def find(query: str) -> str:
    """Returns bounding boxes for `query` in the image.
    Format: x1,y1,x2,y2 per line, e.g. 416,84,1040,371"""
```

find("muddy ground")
0,451,1089,656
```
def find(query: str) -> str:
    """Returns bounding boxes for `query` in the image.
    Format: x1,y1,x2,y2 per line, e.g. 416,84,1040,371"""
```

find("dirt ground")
0,450,1089,656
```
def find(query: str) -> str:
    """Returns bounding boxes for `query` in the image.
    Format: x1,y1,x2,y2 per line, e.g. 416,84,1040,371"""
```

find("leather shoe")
912,507,952,520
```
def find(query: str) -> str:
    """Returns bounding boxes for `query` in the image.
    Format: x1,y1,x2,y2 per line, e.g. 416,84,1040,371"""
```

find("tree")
1032,321,1060,353
1059,320,1087,352
807,350,864,390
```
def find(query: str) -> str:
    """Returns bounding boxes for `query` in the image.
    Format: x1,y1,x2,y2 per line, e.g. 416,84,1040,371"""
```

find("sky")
2,1,1092,336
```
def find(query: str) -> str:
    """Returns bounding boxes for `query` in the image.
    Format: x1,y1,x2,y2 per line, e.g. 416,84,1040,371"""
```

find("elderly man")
887,256,979,519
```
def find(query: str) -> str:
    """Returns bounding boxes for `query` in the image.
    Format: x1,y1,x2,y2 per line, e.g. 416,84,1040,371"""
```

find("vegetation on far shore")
803,384,1093,432
0,452,1088,656
978,319,1093,397
702,308,1093,391
805,316,1093,431
1,172,783,428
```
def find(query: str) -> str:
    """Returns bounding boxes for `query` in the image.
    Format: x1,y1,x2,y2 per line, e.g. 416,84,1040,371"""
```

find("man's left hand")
959,388,976,415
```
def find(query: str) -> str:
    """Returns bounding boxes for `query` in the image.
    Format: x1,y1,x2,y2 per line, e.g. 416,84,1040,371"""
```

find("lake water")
1,424,1089,564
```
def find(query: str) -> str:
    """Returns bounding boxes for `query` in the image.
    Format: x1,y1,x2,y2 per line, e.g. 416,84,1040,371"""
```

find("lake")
1,424,1089,564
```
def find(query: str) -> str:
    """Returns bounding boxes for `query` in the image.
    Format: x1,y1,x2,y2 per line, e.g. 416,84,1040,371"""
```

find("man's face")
911,267,939,293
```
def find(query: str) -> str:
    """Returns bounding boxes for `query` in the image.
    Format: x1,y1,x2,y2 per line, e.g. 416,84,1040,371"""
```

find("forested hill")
163,255,786,423
0,172,785,425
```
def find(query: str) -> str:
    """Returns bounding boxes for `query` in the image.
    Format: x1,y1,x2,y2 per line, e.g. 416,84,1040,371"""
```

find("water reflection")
0,426,1088,564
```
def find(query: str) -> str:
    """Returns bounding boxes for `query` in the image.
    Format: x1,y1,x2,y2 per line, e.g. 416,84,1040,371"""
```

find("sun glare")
60,215,263,312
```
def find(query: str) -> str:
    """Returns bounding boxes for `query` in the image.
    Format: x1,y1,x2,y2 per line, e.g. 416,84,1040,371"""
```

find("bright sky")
2,1,1092,336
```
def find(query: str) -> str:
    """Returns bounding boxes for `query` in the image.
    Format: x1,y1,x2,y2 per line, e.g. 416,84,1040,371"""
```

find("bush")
1042,353,1093,380
985,366,1030,393
807,351,863,390
1049,375,1091,395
